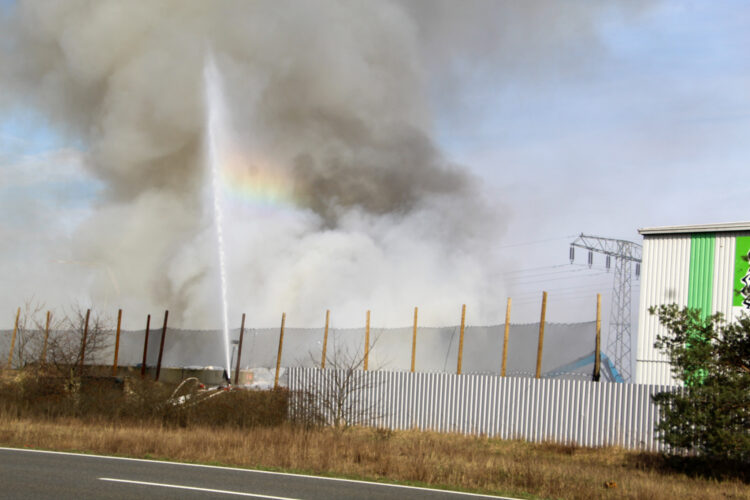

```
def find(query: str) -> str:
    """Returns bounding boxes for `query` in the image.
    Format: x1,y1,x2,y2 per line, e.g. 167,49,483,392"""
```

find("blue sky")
440,2,748,223
429,2,749,322
1,1,748,333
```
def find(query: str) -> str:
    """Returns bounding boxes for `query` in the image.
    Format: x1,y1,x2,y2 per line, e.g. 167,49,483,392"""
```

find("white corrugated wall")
288,367,674,451
635,234,691,385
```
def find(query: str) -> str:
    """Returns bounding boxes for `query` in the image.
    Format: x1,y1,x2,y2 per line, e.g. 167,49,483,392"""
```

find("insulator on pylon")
569,247,575,263
635,262,641,278
587,251,593,268
605,255,611,271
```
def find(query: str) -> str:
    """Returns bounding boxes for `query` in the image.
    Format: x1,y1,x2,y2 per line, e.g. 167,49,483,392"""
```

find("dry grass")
0,415,747,500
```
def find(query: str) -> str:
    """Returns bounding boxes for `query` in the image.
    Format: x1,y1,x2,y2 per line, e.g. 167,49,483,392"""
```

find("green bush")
650,305,750,465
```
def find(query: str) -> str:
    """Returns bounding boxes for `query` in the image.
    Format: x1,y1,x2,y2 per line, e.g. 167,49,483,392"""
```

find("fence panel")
288,367,672,451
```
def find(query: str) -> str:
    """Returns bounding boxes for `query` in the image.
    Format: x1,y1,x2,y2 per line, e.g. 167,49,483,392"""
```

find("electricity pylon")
570,234,642,382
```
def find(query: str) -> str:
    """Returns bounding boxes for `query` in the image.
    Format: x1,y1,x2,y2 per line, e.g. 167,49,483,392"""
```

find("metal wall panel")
288,367,673,452
636,234,691,385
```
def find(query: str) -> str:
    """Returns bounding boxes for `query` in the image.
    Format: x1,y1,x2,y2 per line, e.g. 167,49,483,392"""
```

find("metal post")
79,308,90,375
609,254,633,381
155,310,169,382
457,304,466,375
411,307,418,373
41,311,50,366
112,309,122,376
7,307,20,369
501,298,511,377
141,314,151,379
321,309,330,369
234,313,246,385
274,313,286,389
593,294,602,382
535,292,547,379
364,310,371,371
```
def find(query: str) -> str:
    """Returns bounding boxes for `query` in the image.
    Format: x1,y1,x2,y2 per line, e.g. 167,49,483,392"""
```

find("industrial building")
636,221,750,385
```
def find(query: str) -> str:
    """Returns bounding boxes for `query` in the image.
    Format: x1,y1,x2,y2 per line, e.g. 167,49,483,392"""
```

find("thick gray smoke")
0,1,648,330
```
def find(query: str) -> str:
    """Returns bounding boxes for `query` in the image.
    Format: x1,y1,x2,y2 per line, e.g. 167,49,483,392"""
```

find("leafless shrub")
292,344,385,431
43,304,112,378
6,298,47,368
5,300,112,378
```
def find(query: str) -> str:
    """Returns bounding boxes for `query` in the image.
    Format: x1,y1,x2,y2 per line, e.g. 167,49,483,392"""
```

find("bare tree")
293,341,386,431
9,298,46,368
6,299,113,375
43,305,112,377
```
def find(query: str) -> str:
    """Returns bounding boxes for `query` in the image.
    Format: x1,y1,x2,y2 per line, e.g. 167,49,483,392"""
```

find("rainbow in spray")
218,152,296,213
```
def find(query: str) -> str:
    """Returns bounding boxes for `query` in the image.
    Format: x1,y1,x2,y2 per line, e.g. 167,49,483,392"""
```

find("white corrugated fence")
288,367,673,451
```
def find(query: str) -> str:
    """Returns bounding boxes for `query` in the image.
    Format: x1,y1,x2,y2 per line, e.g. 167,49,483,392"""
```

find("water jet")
204,52,232,377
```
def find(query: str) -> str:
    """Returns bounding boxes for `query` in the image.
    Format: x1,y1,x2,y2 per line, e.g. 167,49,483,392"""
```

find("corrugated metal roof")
639,221,750,235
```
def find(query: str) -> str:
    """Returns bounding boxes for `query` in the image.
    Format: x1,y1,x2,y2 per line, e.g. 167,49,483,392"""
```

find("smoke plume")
0,1,645,329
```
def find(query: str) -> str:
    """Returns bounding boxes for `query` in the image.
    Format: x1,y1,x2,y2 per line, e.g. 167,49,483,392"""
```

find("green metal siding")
687,233,715,318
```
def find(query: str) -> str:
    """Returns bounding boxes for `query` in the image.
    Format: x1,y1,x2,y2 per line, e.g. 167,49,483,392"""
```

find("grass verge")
0,414,747,500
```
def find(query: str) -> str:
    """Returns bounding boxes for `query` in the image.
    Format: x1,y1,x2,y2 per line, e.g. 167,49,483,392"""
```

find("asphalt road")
0,447,519,500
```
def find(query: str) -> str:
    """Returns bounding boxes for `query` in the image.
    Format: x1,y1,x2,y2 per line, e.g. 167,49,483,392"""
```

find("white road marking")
99,477,298,499
0,447,516,499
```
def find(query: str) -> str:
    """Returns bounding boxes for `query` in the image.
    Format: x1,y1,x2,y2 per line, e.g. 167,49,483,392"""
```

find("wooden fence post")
501,298,511,377
155,310,169,381
535,292,547,379
411,307,418,373
364,310,371,371
6,307,20,369
141,314,151,379
593,294,602,382
234,313,246,385
321,309,330,369
274,313,286,389
457,304,466,375
112,308,122,376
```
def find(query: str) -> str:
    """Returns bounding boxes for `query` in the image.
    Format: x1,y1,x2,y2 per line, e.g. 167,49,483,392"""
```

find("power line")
502,265,602,281
495,263,573,275
504,268,607,283
505,271,611,287
492,234,578,251
497,262,619,279
512,294,604,306
510,281,613,298
509,282,640,299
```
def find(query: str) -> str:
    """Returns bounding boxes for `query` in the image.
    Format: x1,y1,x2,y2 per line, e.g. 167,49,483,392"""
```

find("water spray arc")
204,54,232,377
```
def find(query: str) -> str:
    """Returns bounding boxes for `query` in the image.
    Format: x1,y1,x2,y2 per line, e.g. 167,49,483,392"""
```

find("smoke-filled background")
1,1,749,333
1,0,510,329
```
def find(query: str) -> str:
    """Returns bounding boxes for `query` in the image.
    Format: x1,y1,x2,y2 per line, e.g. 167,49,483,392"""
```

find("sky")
1,1,748,372
434,1,749,321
